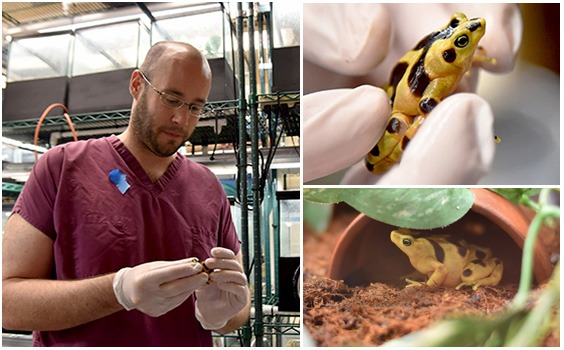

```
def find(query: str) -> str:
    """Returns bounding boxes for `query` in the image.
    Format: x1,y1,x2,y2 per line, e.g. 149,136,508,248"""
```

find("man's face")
130,59,211,158
130,91,191,157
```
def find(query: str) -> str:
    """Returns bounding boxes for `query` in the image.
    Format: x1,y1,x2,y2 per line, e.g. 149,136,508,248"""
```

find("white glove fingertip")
479,4,523,72
304,86,390,182
210,247,235,259
304,4,391,75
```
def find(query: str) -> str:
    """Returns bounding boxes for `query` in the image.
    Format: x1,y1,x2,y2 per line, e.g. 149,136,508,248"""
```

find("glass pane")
7,34,71,82
138,23,151,67
224,11,233,68
272,3,300,48
280,199,300,257
152,11,223,59
72,21,143,76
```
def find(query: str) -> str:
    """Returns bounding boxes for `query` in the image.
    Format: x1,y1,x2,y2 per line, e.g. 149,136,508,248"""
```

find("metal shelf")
262,311,301,347
258,91,300,107
1,100,240,138
212,310,300,347
2,95,299,138
2,109,132,133
2,182,24,197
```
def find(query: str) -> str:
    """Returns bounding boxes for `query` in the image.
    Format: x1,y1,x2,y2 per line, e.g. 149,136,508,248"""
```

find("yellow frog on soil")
390,228,503,290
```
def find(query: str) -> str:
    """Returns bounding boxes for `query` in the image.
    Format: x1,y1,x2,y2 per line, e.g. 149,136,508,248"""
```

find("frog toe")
405,278,425,288
456,282,470,290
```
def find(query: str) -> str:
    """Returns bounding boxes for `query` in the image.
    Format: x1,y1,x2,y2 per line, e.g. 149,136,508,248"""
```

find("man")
2,41,250,346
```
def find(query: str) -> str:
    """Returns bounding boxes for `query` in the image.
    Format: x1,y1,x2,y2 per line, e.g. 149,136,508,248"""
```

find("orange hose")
34,103,79,160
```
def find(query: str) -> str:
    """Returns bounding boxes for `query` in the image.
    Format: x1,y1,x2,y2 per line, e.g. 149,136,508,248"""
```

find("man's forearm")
2,273,122,331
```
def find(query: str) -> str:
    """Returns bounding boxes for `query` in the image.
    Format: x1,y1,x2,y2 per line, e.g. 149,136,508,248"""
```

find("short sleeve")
13,147,64,239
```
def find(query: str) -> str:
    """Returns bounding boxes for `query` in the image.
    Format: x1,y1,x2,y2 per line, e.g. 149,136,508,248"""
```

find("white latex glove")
341,93,495,185
303,85,390,182
303,4,522,184
195,248,248,330
113,258,208,317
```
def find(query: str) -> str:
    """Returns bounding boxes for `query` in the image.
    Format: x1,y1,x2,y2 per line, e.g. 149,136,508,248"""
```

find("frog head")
390,228,426,258
426,12,486,74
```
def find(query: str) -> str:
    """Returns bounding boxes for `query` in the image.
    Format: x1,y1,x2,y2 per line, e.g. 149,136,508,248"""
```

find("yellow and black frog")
366,12,495,173
390,228,503,290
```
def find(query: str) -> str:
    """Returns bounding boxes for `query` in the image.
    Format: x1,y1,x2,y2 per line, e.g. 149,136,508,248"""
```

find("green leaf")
303,188,344,204
382,307,529,347
303,201,333,233
489,188,540,205
304,188,474,230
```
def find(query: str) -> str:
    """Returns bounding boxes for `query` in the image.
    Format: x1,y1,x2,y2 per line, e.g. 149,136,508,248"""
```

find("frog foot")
405,278,426,288
456,281,481,291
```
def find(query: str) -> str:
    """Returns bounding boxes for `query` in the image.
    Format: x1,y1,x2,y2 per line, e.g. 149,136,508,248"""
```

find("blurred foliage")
382,188,560,346
303,201,332,233
490,188,542,205
303,188,474,230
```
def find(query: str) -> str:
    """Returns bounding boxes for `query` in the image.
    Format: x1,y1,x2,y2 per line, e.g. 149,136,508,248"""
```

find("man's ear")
129,70,143,98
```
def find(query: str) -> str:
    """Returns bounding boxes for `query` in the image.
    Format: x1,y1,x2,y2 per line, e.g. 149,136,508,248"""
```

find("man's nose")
171,107,191,125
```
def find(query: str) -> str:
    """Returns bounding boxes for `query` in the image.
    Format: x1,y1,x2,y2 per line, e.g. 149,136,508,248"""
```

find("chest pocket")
55,211,134,278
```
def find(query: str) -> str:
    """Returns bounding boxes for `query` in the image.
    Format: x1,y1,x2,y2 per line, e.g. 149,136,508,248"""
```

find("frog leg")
473,46,496,65
417,76,457,114
365,112,414,173
388,115,425,162
456,259,503,290
406,259,449,288
425,262,450,287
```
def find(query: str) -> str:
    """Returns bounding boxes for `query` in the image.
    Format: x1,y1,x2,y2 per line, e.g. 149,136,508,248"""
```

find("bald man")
3,41,250,346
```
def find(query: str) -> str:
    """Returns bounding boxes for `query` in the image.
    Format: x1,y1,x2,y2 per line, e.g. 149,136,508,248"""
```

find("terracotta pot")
328,189,555,287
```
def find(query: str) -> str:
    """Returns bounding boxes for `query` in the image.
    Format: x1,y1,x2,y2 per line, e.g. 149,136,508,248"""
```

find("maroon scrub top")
13,136,240,346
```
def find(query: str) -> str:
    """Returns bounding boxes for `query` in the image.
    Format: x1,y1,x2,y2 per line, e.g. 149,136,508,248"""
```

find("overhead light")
2,137,49,154
151,3,220,18
37,13,143,34
62,1,74,16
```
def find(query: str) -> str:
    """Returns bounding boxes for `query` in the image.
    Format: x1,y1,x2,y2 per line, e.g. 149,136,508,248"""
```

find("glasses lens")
199,105,211,117
189,105,207,117
159,93,183,109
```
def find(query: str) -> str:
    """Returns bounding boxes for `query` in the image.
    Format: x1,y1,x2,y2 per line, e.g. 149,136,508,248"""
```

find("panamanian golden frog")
390,228,503,290
366,12,495,173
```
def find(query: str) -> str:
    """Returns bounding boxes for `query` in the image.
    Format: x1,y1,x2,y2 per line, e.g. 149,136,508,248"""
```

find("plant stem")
513,189,560,307
519,194,540,212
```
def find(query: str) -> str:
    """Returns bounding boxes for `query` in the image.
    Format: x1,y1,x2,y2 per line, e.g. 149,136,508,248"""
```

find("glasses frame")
138,70,209,118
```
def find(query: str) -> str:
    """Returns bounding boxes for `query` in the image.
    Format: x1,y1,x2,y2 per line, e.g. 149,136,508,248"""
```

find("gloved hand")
303,4,522,184
305,90,495,185
341,93,495,185
195,248,249,330
113,258,208,317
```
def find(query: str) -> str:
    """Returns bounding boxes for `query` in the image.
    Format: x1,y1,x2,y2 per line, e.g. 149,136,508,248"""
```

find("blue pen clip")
109,169,130,195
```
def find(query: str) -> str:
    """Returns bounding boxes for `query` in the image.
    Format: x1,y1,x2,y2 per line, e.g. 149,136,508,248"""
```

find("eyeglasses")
138,70,209,118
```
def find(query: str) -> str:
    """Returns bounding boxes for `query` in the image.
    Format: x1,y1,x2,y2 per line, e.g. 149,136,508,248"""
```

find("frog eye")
402,238,412,247
455,34,469,48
